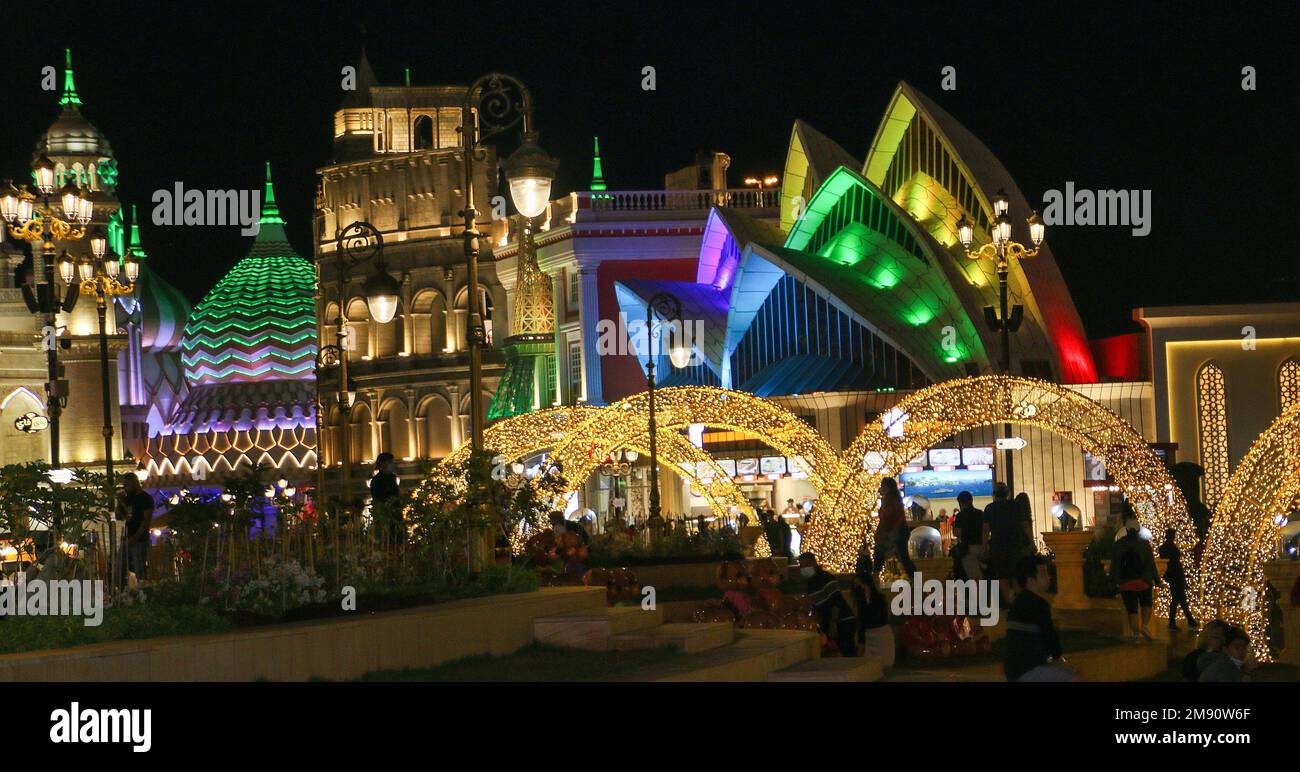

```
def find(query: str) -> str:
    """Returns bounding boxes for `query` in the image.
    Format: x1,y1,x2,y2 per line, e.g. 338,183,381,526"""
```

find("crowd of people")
783,477,1258,683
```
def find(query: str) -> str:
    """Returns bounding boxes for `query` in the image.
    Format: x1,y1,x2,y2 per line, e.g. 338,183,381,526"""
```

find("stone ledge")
0,587,606,683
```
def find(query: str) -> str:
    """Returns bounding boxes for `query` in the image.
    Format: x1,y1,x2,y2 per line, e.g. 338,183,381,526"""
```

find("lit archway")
806,376,1194,584
1201,402,1300,660
428,402,765,551
549,386,839,493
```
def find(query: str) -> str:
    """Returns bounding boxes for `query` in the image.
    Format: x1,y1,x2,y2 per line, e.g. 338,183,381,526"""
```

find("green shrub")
0,603,230,655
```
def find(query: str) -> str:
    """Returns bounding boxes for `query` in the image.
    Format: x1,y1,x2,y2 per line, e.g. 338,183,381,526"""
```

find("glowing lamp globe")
668,340,693,369
362,268,401,324
34,155,56,195
0,184,19,222
1027,210,1046,246
60,179,81,220
504,131,558,219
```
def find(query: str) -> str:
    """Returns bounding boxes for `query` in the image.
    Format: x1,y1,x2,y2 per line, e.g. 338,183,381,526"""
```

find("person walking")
1004,554,1074,682
872,477,918,577
116,472,154,587
1157,527,1197,631
1111,515,1159,640
952,490,985,581
799,552,857,656
983,483,1032,597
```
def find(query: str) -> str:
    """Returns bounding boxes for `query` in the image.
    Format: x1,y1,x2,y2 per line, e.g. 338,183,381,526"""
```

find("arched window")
345,298,370,362
1279,357,1300,414
379,398,411,460
420,394,453,459
1196,361,1229,507
410,289,447,355
454,286,494,350
413,115,434,151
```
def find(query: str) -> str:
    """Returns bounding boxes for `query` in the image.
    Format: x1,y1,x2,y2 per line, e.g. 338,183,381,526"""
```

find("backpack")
1117,541,1142,581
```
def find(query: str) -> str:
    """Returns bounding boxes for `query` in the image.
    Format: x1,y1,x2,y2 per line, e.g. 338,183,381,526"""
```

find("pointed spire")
590,136,607,191
260,162,285,225
59,48,82,106
128,205,147,259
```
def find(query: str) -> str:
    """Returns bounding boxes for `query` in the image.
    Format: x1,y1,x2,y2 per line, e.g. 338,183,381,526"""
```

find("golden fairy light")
1200,401,1300,661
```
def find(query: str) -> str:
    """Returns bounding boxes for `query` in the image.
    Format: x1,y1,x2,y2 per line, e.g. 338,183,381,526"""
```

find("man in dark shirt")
799,552,857,656
952,490,985,580
1004,554,1073,682
369,452,403,544
983,483,1032,593
117,472,154,585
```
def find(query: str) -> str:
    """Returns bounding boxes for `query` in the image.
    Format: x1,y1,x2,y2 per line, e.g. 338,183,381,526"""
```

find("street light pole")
3,158,93,473
959,193,1046,496
645,292,682,522
325,220,397,511
78,234,139,493
458,73,557,454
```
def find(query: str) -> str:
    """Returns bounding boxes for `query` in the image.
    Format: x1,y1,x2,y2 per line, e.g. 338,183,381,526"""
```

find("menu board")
928,448,962,467
737,458,759,476
716,458,737,477
961,446,995,466
760,456,787,475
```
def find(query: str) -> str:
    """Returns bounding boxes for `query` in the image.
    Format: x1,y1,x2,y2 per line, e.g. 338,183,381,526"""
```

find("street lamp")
644,291,682,523
957,190,1045,494
2,160,95,470
321,221,390,508
459,73,557,453
78,233,136,503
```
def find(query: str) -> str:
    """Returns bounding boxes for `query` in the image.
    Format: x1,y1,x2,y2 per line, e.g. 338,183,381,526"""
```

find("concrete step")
532,605,664,651
768,656,884,683
608,622,735,654
630,629,820,682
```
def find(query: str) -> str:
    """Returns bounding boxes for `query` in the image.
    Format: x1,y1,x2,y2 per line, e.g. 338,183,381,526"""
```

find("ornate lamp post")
644,291,693,522
1,156,94,470
77,231,139,490
458,73,557,453
958,192,1045,494
322,221,397,509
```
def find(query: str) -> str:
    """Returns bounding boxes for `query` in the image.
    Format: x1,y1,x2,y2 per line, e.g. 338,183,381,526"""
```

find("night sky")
2,1,1295,337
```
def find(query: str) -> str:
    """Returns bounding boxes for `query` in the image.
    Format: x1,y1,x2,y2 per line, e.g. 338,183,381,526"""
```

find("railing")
581,188,779,213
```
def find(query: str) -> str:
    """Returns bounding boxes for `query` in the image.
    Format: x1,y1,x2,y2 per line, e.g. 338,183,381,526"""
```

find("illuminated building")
313,51,507,489
1,50,135,470
143,165,318,486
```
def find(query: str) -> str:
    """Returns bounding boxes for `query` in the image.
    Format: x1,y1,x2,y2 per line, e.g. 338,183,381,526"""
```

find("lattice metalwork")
1279,358,1300,414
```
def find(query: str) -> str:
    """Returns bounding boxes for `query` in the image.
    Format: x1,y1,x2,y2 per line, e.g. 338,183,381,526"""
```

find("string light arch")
425,404,765,551
1201,401,1300,660
1196,361,1230,509
1278,357,1300,414
805,376,1196,587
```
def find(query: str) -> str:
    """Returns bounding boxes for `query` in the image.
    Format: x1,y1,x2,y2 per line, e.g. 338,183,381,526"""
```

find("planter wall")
0,587,605,682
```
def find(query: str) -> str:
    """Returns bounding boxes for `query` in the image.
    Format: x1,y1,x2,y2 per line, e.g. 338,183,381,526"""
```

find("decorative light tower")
458,73,557,453
1,157,95,469
958,192,1045,494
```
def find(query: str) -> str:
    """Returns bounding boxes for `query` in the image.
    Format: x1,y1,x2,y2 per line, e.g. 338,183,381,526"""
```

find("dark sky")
3,1,1295,337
